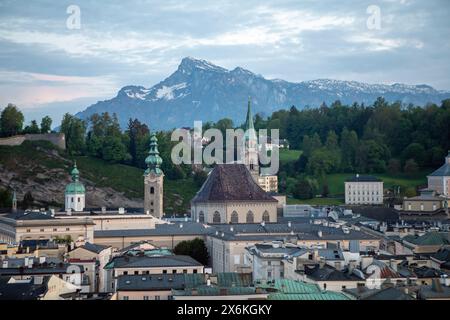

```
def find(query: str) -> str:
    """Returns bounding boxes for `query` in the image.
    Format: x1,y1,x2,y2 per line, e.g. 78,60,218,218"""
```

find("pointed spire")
245,96,255,131
244,97,257,142
145,132,163,175
70,161,80,182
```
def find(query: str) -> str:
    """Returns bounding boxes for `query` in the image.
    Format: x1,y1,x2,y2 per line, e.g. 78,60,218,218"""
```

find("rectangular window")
134,271,139,275
155,296,160,300
123,271,128,275
172,270,177,274
66,228,70,231
40,229,44,232
123,296,129,300
162,270,167,274
193,269,198,274
183,269,188,274
53,228,57,232
143,296,149,300
26,229,31,233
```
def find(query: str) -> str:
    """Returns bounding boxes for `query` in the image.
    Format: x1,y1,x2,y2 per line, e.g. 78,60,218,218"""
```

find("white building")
64,163,85,212
427,151,450,197
345,174,383,205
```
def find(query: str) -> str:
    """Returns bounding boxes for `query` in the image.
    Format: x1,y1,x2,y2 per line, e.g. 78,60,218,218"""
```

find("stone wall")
0,133,66,150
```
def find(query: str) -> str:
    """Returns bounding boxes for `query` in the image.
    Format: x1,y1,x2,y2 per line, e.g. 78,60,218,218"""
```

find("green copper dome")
145,133,163,175
65,162,85,194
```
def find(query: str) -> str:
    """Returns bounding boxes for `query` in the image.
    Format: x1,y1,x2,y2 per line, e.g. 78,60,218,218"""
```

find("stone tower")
65,162,86,212
243,98,259,181
144,133,164,218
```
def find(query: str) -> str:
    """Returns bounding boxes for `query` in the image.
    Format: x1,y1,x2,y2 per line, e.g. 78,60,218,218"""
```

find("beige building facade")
345,175,383,205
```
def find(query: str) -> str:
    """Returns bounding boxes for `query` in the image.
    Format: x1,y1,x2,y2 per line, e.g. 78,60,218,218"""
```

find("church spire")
245,96,255,131
145,132,163,175
71,161,80,181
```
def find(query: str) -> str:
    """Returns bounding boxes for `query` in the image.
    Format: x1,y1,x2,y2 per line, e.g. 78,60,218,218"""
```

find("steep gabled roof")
191,164,277,203
428,162,450,177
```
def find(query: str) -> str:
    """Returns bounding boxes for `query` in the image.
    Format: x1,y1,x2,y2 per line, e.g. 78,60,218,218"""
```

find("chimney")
39,256,46,264
66,208,72,216
317,230,323,238
179,223,183,228
288,221,292,228
206,279,211,286
118,207,125,214
146,210,150,215
101,206,106,213
2,261,7,268
230,226,234,232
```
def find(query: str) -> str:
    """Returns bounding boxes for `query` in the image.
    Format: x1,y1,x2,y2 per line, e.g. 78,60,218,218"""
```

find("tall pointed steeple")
242,98,259,180
245,97,255,131
145,133,163,175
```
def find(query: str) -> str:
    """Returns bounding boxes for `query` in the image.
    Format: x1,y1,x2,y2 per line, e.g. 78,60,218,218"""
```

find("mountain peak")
178,57,227,74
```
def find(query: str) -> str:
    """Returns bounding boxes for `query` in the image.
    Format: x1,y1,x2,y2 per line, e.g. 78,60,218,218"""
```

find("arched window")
262,211,270,223
199,211,205,223
213,211,221,223
230,211,238,224
150,187,155,194
246,211,254,223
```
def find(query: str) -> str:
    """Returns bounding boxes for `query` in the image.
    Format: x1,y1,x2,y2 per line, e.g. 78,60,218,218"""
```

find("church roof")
65,162,85,194
428,162,450,177
191,164,277,203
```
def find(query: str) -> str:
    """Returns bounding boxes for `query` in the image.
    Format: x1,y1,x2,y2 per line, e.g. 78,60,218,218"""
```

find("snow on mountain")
75,57,450,130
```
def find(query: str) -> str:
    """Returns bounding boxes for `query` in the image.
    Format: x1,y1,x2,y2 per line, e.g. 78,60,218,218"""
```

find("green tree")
0,187,12,208
292,179,314,199
402,143,426,167
340,127,358,172
40,116,52,133
193,170,208,188
21,191,34,209
60,113,86,155
24,120,40,134
173,238,209,266
102,136,130,163
325,130,339,150
404,158,419,173
0,104,24,137
126,118,149,167
387,158,401,175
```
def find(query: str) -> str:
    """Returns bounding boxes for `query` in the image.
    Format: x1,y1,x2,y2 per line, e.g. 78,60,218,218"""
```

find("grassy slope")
0,141,196,214
279,148,429,204
279,149,302,164
74,156,197,214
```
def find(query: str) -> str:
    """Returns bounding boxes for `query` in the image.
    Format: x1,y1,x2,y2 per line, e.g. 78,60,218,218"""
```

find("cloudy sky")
0,0,449,124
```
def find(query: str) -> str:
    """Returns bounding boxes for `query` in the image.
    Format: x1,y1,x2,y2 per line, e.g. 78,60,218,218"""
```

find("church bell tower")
144,132,164,218
243,98,260,181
